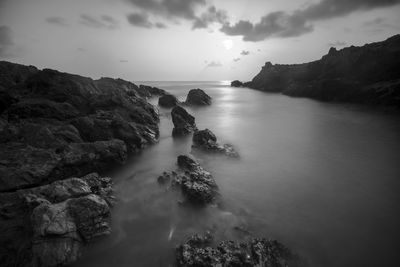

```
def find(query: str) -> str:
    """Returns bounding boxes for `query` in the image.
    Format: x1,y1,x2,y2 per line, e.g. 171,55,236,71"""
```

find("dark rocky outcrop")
240,35,400,107
0,61,161,266
158,94,179,108
139,84,167,97
171,106,197,137
192,129,239,158
231,80,243,87
157,155,219,205
185,88,212,106
176,232,296,267
0,173,114,267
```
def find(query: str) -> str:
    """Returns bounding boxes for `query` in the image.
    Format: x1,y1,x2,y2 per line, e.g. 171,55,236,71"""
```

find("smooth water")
73,81,400,267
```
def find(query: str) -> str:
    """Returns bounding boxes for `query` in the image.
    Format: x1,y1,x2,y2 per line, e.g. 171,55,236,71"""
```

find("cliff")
243,34,400,106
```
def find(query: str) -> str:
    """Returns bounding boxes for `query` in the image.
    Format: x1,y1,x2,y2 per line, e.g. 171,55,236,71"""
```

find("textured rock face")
171,106,197,137
192,129,239,158
158,94,179,108
0,61,161,266
158,155,219,205
0,173,114,267
139,84,167,97
185,89,212,106
176,233,296,267
245,35,400,106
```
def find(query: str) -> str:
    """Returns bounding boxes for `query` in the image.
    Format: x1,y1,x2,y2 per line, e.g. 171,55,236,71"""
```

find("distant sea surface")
73,81,400,267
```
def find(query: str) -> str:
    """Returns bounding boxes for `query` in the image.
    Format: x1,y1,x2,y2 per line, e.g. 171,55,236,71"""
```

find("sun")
222,39,233,50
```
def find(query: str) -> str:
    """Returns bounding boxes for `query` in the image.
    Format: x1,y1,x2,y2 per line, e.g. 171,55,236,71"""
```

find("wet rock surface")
158,155,219,205
171,106,197,137
176,232,297,267
192,129,239,158
185,88,212,106
158,94,179,108
0,173,114,267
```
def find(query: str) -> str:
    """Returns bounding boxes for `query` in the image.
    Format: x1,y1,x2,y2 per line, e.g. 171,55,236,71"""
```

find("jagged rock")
171,106,197,137
158,94,179,108
0,173,114,267
185,89,212,106
231,80,243,87
139,85,167,97
192,129,239,158
176,233,296,267
157,155,219,205
244,34,400,106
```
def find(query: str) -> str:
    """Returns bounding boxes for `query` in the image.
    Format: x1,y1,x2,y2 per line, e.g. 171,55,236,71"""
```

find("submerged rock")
192,129,239,158
158,94,179,108
171,106,197,137
185,89,212,106
0,173,114,267
157,155,219,205
176,233,296,267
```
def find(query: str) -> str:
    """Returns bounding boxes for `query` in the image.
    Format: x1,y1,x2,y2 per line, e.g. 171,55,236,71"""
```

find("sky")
0,0,400,81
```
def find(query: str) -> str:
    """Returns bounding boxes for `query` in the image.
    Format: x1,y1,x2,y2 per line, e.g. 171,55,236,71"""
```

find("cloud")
46,17,68,26
233,58,240,62
127,13,153,28
327,41,347,47
220,0,400,42
80,14,118,29
240,50,250,56
192,6,228,29
0,25,13,57
206,61,222,67
126,0,206,20
127,13,167,29
120,59,129,63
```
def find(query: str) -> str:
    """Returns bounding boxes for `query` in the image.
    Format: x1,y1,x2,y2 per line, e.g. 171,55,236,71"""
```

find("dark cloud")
0,25,13,57
220,0,400,42
126,0,206,20
127,13,153,28
233,58,240,62
155,22,167,29
192,6,228,29
206,61,222,67
327,41,347,47
80,14,119,29
240,50,250,56
46,17,68,26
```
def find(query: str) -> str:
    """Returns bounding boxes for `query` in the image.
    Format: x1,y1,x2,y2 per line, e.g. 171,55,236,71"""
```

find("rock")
185,89,212,106
171,106,197,137
176,233,296,267
192,129,239,158
245,34,400,107
139,85,167,97
231,80,243,87
0,173,114,267
0,91,18,114
157,155,219,205
158,94,179,108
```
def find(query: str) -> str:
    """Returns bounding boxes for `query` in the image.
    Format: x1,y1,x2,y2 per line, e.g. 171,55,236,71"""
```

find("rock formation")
139,84,167,97
171,106,197,137
157,155,219,205
236,34,400,107
176,232,296,267
185,88,212,106
158,94,179,108
230,80,243,87
192,129,239,158
0,61,160,266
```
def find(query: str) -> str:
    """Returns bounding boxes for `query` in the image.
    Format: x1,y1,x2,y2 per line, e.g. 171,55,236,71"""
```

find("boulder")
231,80,243,87
192,129,239,158
185,89,212,106
176,232,296,267
171,106,197,137
158,94,179,108
157,155,219,205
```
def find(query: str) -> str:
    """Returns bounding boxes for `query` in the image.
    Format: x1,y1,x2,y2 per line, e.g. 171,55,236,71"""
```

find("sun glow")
222,39,233,50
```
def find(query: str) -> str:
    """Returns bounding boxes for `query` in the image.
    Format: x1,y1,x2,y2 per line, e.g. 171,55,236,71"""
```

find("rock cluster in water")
158,155,219,205
171,106,197,137
193,129,239,158
176,232,296,267
185,88,212,106
0,61,164,266
233,34,400,107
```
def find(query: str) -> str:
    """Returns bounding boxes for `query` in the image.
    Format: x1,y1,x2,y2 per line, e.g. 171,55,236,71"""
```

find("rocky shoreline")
232,34,400,107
